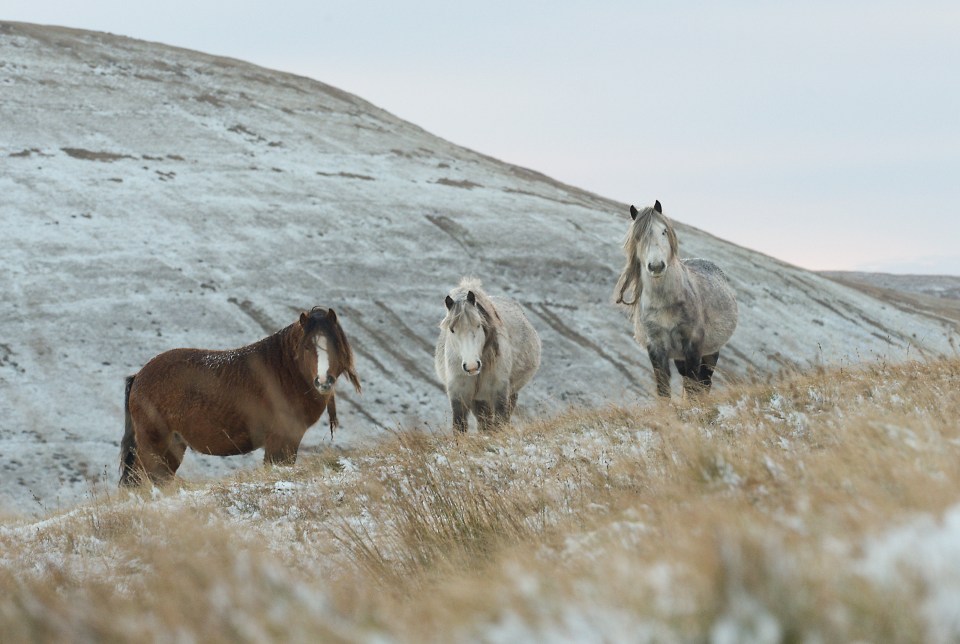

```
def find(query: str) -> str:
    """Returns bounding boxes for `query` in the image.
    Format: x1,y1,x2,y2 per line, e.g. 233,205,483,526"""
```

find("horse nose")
462,360,482,375
315,374,336,391
648,261,665,275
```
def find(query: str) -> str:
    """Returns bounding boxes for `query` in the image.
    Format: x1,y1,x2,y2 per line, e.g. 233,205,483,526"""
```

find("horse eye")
450,326,456,334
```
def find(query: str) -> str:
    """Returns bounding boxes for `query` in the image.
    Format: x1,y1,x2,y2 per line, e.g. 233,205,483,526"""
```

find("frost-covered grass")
2,357,959,641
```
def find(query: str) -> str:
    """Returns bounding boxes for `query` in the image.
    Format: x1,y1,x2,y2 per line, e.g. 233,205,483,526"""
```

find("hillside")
2,358,959,641
1,21,957,515
822,271,960,326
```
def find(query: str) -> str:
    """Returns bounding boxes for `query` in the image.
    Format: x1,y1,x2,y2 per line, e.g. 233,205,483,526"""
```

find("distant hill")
821,272,960,327
1,21,956,514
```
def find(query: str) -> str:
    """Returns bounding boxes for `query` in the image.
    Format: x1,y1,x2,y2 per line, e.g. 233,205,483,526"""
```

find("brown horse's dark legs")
264,434,301,465
137,429,185,484
119,455,146,487
163,436,187,478
119,448,146,486
119,375,140,486
451,399,469,433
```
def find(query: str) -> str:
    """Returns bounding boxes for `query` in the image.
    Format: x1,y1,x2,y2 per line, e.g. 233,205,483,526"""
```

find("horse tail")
119,374,140,486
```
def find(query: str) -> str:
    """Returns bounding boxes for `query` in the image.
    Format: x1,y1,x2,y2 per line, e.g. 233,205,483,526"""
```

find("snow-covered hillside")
1,22,956,515
824,273,960,301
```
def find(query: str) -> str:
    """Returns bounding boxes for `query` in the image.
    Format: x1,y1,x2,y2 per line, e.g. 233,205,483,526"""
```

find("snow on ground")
1,21,957,515
859,505,960,641
4,405,960,641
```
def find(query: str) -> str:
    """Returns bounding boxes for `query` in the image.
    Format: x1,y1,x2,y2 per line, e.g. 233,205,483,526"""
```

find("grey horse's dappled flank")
435,278,542,432
614,201,738,398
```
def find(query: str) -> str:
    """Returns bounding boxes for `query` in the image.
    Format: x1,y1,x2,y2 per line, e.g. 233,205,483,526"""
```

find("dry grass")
2,357,960,642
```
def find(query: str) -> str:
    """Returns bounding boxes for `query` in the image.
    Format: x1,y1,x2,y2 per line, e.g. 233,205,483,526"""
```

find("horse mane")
298,307,362,393
613,206,679,307
440,278,502,360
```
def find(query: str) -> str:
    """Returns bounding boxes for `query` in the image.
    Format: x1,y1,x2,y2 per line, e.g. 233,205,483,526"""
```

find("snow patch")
858,503,960,641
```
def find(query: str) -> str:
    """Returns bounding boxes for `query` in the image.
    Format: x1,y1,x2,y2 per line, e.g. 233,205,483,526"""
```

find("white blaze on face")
315,335,331,386
450,319,485,376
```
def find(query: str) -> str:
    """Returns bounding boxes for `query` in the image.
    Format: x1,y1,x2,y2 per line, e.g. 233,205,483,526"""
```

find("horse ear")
327,308,337,322
466,291,476,305
630,205,638,220
299,312,308,327
654,200,662,214
445,295,454,310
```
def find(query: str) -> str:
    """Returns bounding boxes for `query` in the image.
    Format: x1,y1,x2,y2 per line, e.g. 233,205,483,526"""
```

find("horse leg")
507,392,519,418
473,399,495,432
647,345,672,397
264,433,301,465
264,422,309,465
699,352,720,391
673,358,693,395
680,342,704,396
492,391,511,428
674,359,688,379
451,399,469,434
136,426,183,485
162,435,187,478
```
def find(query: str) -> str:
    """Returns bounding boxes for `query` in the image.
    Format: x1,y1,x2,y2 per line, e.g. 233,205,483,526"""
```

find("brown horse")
119,307,361,486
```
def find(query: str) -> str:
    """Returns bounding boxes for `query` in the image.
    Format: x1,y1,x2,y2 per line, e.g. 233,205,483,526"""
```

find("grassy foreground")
2,358,960,642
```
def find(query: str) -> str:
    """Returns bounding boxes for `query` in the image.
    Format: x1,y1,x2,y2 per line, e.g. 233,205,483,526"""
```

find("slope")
1,21,956,514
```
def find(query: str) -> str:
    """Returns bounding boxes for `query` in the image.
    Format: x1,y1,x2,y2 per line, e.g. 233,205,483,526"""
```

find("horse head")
631,200,678,279
298,308,362,394
615,201,679,304
443,290,489,376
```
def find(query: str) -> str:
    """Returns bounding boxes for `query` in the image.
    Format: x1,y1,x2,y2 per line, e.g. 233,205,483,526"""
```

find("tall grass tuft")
333,431,541,590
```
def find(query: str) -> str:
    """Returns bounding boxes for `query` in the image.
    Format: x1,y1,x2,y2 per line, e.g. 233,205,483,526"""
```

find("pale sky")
7,1,960,274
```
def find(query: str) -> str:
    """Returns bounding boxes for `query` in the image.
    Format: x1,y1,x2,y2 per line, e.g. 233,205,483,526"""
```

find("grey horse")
435,278,541,432
614,201,738,397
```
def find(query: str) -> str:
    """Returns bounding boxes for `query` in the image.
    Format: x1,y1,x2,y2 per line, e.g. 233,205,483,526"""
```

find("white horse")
435,278,541,432
614,201,738,397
